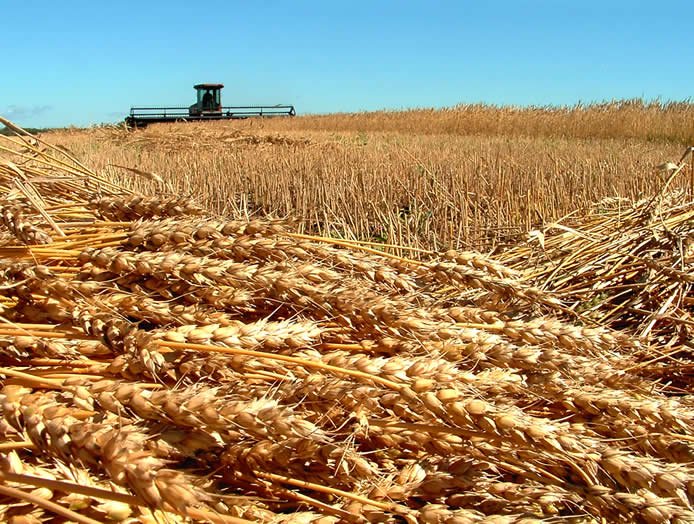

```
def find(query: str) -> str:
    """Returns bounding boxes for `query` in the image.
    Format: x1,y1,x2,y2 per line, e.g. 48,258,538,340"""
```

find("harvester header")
125,83,295,127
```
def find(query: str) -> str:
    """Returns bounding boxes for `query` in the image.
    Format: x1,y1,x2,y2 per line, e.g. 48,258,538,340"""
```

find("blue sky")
1,1,691,128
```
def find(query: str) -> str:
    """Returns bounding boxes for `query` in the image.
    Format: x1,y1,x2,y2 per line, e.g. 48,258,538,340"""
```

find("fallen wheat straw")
0,121,692,523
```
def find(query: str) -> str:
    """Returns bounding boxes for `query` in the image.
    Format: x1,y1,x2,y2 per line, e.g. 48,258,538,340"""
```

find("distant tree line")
0,126,54,136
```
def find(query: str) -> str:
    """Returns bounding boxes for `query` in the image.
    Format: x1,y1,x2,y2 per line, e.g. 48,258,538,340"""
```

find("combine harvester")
125,83,295,127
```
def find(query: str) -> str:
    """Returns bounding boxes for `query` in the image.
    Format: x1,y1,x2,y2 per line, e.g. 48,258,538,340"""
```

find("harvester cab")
190,83,223,116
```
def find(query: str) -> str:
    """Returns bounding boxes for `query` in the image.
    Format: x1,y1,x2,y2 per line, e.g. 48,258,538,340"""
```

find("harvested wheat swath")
494,182,693,391
0,118,692,523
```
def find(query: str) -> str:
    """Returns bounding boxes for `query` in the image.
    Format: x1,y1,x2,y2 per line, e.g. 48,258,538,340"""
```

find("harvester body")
125,83,295,127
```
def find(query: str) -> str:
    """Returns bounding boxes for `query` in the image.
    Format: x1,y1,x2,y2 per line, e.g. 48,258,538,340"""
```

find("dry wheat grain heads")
1,119,693,522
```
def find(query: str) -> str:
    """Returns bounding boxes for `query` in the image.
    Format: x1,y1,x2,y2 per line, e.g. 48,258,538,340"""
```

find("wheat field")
47,101,694,252
0,105,692,523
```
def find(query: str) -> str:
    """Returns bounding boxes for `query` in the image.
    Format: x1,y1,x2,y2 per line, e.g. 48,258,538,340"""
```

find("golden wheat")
0,116,692,523
45,102,694,252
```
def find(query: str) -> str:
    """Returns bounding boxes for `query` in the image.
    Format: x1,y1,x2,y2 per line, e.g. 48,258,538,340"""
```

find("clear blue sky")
1,1,691,128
